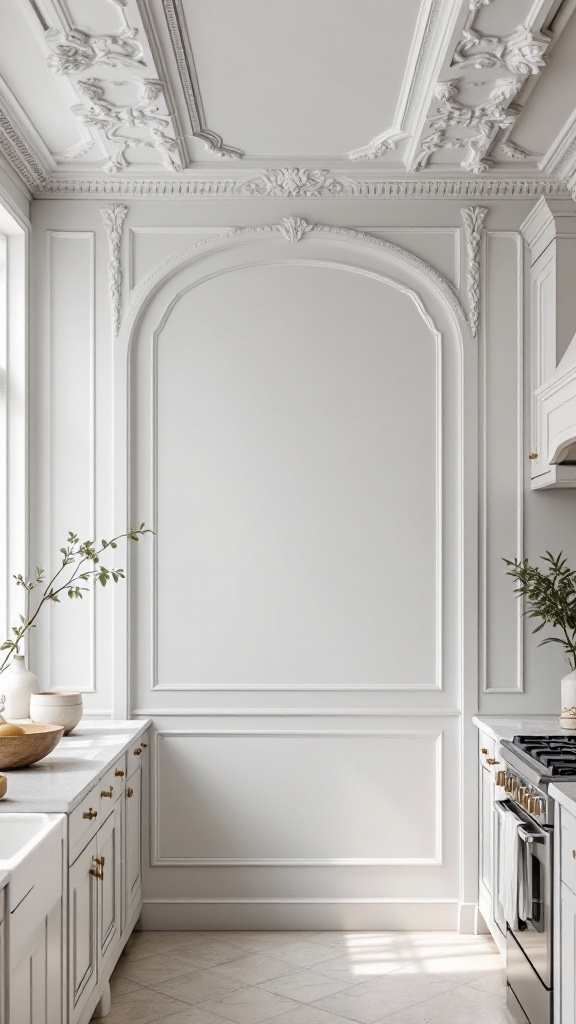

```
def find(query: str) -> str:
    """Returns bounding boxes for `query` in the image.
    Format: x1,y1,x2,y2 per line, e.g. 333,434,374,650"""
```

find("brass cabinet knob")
481,748,488,755
101,787,113,798
126,787,134,798
133,747,142,756
93,856,105,867
90,868,104,880
141,742,148,748
529,453,539,460
572,850,576,859
486,758,500,766
496,771,506,787
115,769,125,778
83,808,97,820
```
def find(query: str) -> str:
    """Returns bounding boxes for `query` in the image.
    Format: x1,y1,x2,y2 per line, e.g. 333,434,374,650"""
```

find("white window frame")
0,202,27,652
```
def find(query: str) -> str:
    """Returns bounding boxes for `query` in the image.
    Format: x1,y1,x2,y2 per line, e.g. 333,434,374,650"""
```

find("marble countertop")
549,781,576,814
472,715,571,744
0,721,151,814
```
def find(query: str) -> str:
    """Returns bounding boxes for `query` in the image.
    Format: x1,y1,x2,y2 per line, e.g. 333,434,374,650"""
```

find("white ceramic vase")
29,691,83,735
560,669,576,729
1,655,40,719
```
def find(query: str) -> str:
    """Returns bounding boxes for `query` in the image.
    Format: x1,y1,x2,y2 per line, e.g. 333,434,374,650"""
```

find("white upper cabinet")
521,198,576,488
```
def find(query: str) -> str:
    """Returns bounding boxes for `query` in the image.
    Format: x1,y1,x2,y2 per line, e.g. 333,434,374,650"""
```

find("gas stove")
501,734,576,783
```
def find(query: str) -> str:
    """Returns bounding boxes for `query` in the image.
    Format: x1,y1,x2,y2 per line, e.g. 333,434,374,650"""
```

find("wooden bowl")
0,724,65,769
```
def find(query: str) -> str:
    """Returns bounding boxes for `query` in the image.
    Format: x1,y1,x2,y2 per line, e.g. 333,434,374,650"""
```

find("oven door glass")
495,799,552,989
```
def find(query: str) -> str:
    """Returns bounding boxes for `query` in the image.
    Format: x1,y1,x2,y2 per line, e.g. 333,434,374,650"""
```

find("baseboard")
457,902,478,934
139,899,459,931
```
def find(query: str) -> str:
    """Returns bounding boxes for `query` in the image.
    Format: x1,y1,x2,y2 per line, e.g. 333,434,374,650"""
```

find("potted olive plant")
0,525,151,720
504,552,576,728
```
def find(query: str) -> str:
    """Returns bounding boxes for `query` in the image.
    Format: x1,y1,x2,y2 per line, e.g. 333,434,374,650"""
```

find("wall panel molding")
152,728,443,867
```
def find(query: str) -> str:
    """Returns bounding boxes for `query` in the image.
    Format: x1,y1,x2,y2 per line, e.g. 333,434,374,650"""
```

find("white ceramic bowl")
29,692,83,735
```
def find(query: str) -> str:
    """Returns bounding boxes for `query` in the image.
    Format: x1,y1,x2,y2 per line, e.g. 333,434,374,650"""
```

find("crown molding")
31,171,569,199
540,108,576,192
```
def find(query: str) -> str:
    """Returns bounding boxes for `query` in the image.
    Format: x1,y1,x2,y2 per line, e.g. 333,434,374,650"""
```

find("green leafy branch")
503,551,576,670
0,525,152,676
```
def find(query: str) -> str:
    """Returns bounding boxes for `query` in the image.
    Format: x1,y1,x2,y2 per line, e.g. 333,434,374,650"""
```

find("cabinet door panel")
561,882,576,1024
125,766,142,924
9,900,62,1024
69,837,98,1024
98,806,122,963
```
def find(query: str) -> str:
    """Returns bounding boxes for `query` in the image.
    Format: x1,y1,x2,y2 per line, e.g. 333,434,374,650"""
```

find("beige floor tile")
465,969,508,995
315,953,411,984
120,931,193,961
258,969,353,1003
268,942,343,969
212,954,300,986
104,987,192,1024
273,1006,357,1024
168,941,248,970
110,976,141,998
161,1010,231,1024
198,986,300,1024
381,983,515,1023
222,932,316,953
152,969,242,1005
114,952,198,988
312,972,457,1024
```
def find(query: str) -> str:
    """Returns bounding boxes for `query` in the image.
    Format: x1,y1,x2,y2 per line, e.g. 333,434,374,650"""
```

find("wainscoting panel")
152,729,442,866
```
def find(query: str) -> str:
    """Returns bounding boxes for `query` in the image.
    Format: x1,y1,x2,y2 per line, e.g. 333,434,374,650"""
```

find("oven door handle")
518,826,545,844
494,799,547,844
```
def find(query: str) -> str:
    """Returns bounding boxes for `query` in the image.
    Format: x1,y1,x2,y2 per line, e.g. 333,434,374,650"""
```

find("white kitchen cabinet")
69,835,99,1024
477,732,506,953
97,803,123,969
11,899,63,1024
521,198,576,488
560,881,576,1024
125,766,142,928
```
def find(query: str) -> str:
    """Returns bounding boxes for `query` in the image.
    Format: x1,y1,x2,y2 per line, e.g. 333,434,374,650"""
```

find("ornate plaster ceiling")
1,0,576,197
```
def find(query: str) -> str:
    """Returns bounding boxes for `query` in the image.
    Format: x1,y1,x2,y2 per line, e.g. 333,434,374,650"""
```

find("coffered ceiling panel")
153,0,424,161
0,0,575,196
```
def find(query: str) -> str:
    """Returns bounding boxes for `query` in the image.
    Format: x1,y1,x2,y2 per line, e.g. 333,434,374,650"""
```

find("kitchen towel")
498,804,520,930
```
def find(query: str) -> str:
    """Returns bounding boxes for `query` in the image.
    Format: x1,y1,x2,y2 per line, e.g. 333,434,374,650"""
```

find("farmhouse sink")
0,813,65,909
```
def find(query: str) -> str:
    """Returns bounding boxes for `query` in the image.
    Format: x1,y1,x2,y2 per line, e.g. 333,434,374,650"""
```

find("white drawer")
127,732,149,778
69,788,101,863
98,754,127,808
561,806,576,896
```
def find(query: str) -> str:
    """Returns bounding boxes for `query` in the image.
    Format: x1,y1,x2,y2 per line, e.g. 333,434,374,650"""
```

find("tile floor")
108,930,514,1024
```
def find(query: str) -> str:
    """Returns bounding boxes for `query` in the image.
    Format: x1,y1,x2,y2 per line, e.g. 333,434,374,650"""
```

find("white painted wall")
27,196,576,929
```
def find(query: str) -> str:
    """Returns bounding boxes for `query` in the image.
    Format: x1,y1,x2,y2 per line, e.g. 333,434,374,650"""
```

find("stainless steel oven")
494,798,552,1024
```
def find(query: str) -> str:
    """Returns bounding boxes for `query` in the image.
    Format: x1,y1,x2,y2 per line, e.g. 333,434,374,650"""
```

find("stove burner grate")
511,735,576,776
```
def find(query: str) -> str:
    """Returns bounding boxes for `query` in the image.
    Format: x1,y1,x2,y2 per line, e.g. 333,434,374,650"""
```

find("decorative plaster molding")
53,138,95,162
33,174,568,200
461,206,487,338
45,26,145,75
416,77,522,174
74,78,180,173
162,0,243,159
453,27,548,76
348,129,407,161
0,105,47,191
234,167,359,197
276,217,314,243
125,221,468,329
100,203,128,336
540,109,576,189
500,141,531,160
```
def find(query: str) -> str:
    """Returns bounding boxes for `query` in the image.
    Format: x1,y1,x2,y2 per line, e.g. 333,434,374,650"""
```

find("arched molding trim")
120,219,468,349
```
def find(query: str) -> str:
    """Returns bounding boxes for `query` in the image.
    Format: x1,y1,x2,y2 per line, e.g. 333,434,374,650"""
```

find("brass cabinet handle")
529,453,539,460
83,808,97,820
90,868,104,880
115,769,125,778
126,787,134,798
481,748,488,755
486,758,500,766
133,747,142,756
101,787,113,798
572,850,576,859
141,742,148,748
93,856,105,867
